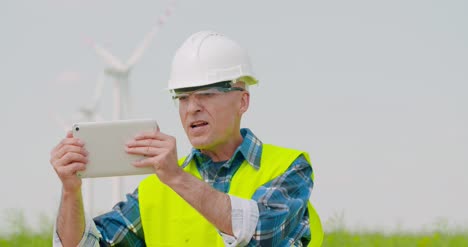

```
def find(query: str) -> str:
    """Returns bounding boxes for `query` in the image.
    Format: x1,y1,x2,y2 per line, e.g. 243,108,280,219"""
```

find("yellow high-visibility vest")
139,144,323,246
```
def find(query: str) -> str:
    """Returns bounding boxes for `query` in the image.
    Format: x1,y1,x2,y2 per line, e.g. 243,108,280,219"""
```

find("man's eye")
178,95,189,101
199,92,214,97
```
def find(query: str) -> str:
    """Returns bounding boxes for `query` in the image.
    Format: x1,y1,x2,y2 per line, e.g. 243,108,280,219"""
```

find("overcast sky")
1,0,467,233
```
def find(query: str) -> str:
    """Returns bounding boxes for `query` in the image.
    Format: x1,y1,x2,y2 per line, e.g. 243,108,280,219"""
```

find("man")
51,30,323,246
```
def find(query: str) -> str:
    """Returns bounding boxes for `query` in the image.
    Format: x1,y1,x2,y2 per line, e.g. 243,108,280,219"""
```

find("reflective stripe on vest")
139,144,323,246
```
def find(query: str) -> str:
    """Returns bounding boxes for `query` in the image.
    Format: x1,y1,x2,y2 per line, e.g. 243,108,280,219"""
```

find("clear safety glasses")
171,86,245,107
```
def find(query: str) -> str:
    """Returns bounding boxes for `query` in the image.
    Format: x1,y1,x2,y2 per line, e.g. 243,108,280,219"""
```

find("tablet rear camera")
75,127,80,132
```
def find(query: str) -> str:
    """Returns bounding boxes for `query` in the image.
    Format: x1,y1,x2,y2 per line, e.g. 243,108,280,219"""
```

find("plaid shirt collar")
181,128,262,170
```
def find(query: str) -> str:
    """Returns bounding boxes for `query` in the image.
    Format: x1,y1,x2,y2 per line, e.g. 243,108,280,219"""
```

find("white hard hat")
168,30,258,90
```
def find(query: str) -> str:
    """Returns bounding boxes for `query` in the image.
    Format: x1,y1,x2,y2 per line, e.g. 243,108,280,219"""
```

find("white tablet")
72,119,158,178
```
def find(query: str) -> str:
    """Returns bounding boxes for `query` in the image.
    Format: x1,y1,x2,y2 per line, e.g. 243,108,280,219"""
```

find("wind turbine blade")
91,73,106,110
87,40,127,71
126,0,177,67
125,26,161,68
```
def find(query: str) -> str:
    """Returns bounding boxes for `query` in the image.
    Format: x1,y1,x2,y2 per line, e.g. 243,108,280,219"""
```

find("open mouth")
190,121,208,128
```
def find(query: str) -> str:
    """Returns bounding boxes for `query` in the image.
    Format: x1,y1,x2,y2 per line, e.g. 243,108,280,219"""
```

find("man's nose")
186,94,202,112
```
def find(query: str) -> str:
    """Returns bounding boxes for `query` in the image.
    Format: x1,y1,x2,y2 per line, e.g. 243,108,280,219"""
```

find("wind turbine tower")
87,1,176,203
52,72,106,216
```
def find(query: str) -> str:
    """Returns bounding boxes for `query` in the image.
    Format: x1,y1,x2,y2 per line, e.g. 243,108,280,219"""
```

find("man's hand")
125,128,182,184
50,131,88,193
126,128,234,235
51,131,88,246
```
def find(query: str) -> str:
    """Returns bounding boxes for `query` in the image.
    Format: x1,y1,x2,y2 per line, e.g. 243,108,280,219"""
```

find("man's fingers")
55,145,88,161
51,138,85,159
126,139,165,148
126,146,163,157
57,162,87,176
53,137,84,154
133,128,170,141
54,152,88,169
134,131,158,140
131,131,175,149
132,157,157,168
61,138,84,147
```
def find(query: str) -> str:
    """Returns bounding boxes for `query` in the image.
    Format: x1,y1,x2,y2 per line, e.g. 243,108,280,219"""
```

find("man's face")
177,84,249,151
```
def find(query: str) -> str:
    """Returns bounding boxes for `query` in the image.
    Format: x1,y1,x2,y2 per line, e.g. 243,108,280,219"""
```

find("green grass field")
324,231,468,247
321,213,468,246
1,230,467,246
0,210,53,247
0,233,52,247
1,211,467,246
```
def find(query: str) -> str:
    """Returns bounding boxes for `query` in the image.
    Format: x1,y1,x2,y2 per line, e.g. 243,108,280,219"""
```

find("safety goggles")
171,83,245,106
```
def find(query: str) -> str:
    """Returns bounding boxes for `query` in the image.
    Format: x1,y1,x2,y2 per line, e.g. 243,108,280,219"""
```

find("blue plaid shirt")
77,128,314,246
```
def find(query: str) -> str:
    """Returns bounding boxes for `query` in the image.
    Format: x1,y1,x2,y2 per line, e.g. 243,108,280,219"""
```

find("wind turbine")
52,71,107,216
76,73,106,217
87,0,176,203
52,72,106,129
74,73,106,122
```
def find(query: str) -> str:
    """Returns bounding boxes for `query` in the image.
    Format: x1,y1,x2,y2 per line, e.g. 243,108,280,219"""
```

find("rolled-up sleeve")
53,214,100,247
53,189,143,246
219,195,259,246
249,155,313,246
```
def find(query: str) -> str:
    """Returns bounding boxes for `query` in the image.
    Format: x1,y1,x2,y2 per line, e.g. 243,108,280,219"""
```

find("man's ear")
239,91,250,114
